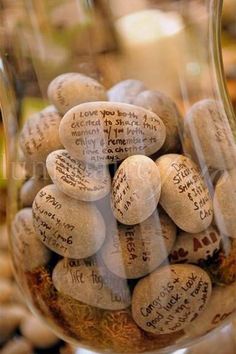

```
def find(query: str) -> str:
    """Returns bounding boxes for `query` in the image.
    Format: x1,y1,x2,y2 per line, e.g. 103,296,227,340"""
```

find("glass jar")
1,0,236,353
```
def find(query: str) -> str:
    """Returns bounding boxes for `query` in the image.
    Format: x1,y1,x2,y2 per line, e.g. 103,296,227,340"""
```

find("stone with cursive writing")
11,208,51,271
32,184,106,258
47,73,107,114
132,264,212,334
134,90,181,153
184,282,236,338
169,226,221,265
214,170,236,238
156,154,213,233
184,99,236,170
52,258,131,310
19,108,63,164
20,176,51,207
46,149,111,201
108,79,146,104
101,210,176,279
59,101,166,164
111,155,161,224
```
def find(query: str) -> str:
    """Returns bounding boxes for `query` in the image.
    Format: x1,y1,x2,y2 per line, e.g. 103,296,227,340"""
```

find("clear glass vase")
1,0,236,353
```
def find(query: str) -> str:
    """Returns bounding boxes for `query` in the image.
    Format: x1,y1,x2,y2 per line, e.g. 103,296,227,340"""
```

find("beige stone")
0,253,13,279
156,154,213,233
20,176,51,207
52,258,131,310
32,185,106,258
111,155,161,224
46,149,111,201
108,79,146,104
0,338,33,354
132,264,212,334
59,101,166,164
47,72,107,114
101,209,176,279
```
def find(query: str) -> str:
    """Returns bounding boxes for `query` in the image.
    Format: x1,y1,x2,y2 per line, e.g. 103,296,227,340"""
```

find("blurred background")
0,0,236,353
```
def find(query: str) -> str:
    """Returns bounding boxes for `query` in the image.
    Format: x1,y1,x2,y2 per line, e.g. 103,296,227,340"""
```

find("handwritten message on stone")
46,150,111,201
132,264,212,334
185,99,236,170
169,226,221,264
156,154,213,233
52,258,131,310
59,102,166,164
101,210,176,279
12,208,51,271
47,72,107,114
20,109,63,163
111,155,161,225
32,184,106,259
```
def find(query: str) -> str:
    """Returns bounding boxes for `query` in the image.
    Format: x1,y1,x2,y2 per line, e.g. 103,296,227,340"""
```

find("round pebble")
46,149,111,201
156,154,213,233
0,338,33,354
32,184,106,258
214,170,236,237
108,79,146,104
47,72,107,114
184,99,236,170
184,282,236,338
134,90,181,153
132,264,212,334
0,305,28,344
52,258,131,310
101,210,176,279
20,314,59,348
20,176,51,207
169,226,221,264
11,208,51,271
111,155,161,225
19,108,63,164
59,101,166,164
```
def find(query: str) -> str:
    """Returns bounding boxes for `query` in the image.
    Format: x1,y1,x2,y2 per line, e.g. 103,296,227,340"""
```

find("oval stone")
11,208,51,271
132,264,212,334
108,79,146,104
156,154,213,233
214,170,236,237
169,226,221,264
134,90,181,153
20,176,51,207
184,99,236,170
47,72,107,114
19,109,63,164
101,210,176,279
111,155,161,225
32,184,106,258
52,258,131,310
46,149,111,201
59,101,166,164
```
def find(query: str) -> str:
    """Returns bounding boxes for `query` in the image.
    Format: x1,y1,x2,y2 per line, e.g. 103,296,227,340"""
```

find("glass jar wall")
1,0,236,353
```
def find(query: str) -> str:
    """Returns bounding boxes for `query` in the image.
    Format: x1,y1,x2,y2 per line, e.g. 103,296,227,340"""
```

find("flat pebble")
12,208,51,271
19,109,63,164
20,176,51,207
132,264,212,334
0,305,28,344
59,101,166,164
169,226,221,264
46,149,111,201
52,258,131,310
156,154,213,233
20,314,59,348
47,72,107,114
0,338,33,354
101,210,176,279
111,155,161,225
184,99,236,170
32,184,106,258
134,90,181,153
184,282,236,338
108,79,146,104
214,170,236,237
